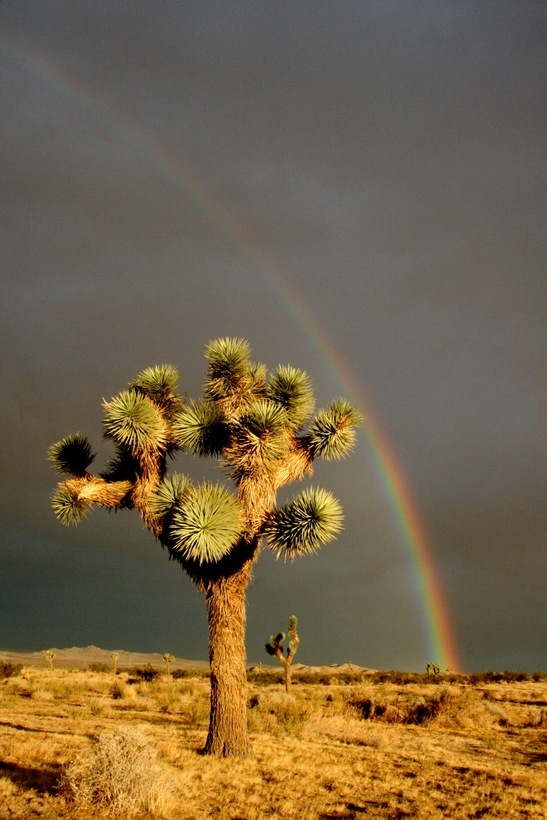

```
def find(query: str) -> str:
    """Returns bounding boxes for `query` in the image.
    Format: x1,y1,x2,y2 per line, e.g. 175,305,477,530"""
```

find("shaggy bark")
204,566,253,757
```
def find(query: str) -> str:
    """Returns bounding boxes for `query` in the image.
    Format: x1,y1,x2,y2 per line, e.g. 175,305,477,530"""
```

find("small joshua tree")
45,650,55,671
426,662,441,677
265,615,300,692
162,653,175,675
111,652,119,675
48,338,361,756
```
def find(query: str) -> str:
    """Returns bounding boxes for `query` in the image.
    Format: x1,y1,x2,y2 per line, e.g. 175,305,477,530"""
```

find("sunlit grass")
0,666,545,817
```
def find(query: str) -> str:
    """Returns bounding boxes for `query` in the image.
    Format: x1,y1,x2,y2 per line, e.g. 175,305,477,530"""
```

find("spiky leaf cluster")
309,398,363,460
51,484,92,525
267,366,314,429
264,617,299,661
204,338,251,401
148,473,193,521
130,364,180,405
48,434,95,476
170,483,242,564
233,400,287,461
103,390,166,452
265,631,285,656
172,400,227,456
265,487,343,559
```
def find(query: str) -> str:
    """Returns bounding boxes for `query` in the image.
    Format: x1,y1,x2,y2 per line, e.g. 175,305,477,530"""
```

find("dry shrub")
110,680,128,700
310,710,386,747
60,726,175,817
248,691,314,738
348,686,504,729
0,661,22,679
184,695,210,727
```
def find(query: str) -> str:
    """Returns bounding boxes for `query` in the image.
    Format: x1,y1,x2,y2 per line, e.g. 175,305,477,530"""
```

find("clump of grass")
0,662,22,679
60,726,175,817
2,677,29,696
88,699,105,716
128,664,160,682
110,680,136,701
87,662,111,673
185,696,210,727
248,692,314,738
172,668,208,680
348,686,505,729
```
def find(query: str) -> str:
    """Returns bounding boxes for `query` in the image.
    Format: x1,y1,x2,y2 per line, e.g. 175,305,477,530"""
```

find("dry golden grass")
0,667,545,818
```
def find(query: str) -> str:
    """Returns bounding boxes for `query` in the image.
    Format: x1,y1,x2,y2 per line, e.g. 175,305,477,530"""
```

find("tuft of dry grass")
60,725,176,817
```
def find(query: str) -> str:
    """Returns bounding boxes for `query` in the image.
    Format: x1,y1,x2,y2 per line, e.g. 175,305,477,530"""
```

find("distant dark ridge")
0,646,209,670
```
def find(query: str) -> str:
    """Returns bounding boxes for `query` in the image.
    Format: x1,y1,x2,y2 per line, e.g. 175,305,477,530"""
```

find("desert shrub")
270,697,313,737
3,677,29,696
468,671,533,685
88,699,105,716
291,671,319,685
129,664,160,682
152,682,192,714
60,726,174,817
47,680,86,700
172,668,208,679
348,687,504,729
110,680,130,700
184,695,210,727
87,662,111,673
246,668,284,686
0,662,22,679
247,691,314,737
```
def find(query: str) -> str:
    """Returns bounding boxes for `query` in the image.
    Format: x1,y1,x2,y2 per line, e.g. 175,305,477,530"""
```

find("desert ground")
0,649,545,818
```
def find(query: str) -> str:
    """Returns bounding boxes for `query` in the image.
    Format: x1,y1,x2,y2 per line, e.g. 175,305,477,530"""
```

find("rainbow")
3,39,462,672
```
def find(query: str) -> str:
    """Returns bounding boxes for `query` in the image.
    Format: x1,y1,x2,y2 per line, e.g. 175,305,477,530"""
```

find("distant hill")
1,647,372,675
0,645,209,670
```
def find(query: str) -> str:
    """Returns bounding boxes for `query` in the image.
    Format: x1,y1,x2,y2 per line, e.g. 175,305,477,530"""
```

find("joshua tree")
44,650,55,671
111,652,119,675
265,614,300,692
162,653,175,675
48,338,361,756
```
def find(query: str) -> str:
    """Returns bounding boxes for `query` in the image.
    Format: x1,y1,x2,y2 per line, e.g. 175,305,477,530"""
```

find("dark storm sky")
1,1,545,672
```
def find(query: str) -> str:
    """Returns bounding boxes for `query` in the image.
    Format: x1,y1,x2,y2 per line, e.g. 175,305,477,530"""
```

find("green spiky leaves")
51,484,92,526
130,364,181,406
265,632,285,656
103,390,166,452
264,618,299,663
234,400,287,461
172,400,227,456
48,434,95,476
49,338,361,590
205,337,251,401
265,487,344,559
309,398,363,460
169,483,242,564
148,473,193,521
268,366,314,429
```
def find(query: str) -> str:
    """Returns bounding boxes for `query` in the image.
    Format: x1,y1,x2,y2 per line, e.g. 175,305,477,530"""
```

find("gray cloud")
1,1,544,671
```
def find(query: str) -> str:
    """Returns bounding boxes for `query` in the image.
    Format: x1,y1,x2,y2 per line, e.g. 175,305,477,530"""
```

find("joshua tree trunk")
204,566,252,757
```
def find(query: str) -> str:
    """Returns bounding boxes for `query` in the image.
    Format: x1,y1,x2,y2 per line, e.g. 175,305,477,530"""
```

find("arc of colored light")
4,40,462,672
